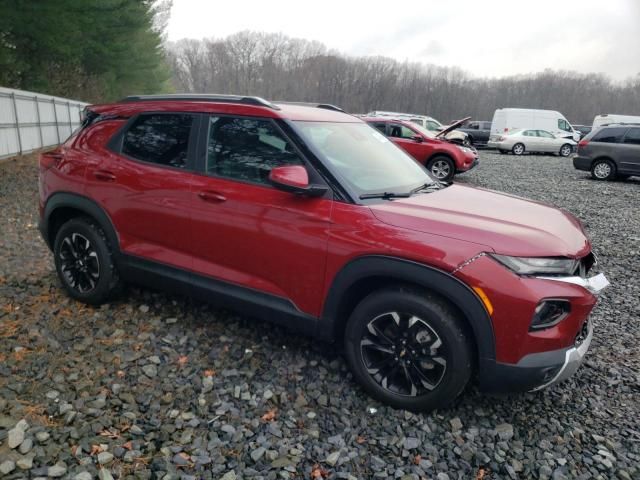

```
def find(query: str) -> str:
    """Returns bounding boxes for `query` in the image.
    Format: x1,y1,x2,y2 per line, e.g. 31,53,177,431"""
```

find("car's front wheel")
426,156,455,182
559,144,573,157
344,287,473,411
512,143,525,155
53,217,121,305
591,159,616,181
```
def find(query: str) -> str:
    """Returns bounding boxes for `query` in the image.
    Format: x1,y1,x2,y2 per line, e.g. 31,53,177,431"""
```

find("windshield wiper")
359,191,412,200
409,182,445,195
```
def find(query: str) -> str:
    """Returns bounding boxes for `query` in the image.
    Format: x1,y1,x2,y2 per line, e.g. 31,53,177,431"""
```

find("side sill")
118,254,319,337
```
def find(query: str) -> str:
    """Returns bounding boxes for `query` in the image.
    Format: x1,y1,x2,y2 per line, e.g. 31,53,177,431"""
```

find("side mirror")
412,135,423,143
269,165,327,197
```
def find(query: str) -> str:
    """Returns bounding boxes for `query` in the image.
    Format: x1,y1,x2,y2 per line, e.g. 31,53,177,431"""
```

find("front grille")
572,252,596,278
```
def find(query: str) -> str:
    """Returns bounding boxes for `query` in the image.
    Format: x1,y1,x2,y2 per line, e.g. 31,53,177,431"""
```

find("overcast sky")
168,0,640,81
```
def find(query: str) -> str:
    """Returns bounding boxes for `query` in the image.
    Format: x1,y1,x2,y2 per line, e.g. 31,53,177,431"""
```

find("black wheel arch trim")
320,255,496,364
41,192,120,254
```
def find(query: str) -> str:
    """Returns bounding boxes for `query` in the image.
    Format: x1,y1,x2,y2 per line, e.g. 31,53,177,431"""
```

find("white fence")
0,86,88,160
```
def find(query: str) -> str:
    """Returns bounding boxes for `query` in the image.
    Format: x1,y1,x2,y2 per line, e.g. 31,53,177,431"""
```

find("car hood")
369,184,591,258
436,116,472,138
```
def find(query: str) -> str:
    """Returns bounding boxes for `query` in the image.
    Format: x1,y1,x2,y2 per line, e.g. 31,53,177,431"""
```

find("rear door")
189,114,332,317
619,127,640,174
92,112,200,271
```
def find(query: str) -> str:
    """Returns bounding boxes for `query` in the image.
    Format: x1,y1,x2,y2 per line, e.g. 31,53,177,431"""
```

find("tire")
590,159,616,181
559,144,572,157
53,217,121,305
512,143,525,155
344,286,473,412
426,156,455,182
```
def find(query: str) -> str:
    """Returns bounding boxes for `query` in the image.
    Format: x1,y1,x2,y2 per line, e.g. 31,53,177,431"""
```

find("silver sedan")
488,129,576,156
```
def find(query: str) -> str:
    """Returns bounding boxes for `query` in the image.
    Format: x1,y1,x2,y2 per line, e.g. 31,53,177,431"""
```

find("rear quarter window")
591,127,628,143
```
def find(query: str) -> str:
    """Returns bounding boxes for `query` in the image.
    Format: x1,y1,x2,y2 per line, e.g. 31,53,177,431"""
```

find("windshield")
409,122,437,138
292,121,435,196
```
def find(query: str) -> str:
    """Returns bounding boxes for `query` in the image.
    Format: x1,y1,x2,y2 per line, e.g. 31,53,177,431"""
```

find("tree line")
0,0,172,103
168,31,640,125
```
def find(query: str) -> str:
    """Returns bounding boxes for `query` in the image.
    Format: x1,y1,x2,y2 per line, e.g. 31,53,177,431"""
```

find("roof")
89,94,360,123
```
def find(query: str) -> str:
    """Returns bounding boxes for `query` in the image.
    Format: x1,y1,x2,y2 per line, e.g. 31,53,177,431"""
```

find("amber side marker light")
472,286,494,316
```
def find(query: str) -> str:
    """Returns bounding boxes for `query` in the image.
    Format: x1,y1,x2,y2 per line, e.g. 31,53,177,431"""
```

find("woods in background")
0,0,172,102
168,31,640,124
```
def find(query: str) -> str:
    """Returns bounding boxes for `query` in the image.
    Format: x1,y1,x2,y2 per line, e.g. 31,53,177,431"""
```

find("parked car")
572,124,592,138
366,110,468,144
490,108,580,142
457,120,492,147
573,124,640,180
39,94,608,411
593,114,640,129
363,116,478,181
488,129,576,156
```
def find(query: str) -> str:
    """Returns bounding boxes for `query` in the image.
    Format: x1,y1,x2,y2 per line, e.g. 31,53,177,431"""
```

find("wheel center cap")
399,348,406,358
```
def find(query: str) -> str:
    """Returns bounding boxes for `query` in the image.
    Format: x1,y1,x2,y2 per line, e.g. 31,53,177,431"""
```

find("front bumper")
479,318,593,392
457,157,479,173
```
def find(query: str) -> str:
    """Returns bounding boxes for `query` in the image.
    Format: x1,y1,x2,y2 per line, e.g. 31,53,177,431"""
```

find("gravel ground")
0,152,639,480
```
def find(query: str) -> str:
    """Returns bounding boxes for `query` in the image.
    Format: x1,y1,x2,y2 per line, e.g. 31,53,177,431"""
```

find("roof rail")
120,94,280,110
601,122,640,126
274,101,345,113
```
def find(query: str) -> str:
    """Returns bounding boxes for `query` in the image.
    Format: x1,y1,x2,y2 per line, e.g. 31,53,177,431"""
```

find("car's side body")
39,95,607,409
362,117,478,178
457,120,492,146
488,129,576,155
573,124,640,179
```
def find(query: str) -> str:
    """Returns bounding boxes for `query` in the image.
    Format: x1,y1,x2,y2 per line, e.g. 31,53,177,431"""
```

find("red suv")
363,117,478,181
38,95,609,411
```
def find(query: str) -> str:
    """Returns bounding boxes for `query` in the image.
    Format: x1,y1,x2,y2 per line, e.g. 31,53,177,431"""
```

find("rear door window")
592,127,628,143
622,128,640,145
122,114,194,169
369,122,388,134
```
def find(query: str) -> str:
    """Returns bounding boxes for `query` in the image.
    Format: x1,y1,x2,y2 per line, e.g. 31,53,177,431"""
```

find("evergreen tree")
0,0,172,102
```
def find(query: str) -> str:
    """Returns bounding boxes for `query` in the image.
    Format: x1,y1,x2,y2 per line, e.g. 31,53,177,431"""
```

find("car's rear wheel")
591,159,616,181
344,287,473,411
559,144,572,157
426,156,455,182
53,217,121,305
512,143,525,155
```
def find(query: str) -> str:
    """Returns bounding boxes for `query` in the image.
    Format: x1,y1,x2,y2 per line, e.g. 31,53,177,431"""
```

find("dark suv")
39,94,608,411
574,124,640,180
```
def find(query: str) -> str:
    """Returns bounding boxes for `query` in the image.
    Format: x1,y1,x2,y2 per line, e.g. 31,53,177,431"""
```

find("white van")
489,108,580,142
593,114,640,129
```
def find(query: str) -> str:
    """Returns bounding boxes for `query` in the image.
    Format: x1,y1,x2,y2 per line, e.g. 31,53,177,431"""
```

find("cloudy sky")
168,0,640,81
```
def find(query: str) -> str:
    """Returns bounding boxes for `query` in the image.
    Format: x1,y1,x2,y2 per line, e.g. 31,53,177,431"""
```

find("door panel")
87,113,199,271
620,128,640,174
190,114,332,316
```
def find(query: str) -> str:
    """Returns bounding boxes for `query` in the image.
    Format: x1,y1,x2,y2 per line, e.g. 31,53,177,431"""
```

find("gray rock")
98,451,114,465
98,468,114,480
263,389,274,400
496,423,514,440
74,472,93,480
18,436,33,453
437,474,450,480
450,417,463,431
7,426,25,448
202,376,214,393
0,461,16,475
404,437,420,450
251,447,266,462
16,455,33,470
220,471,236,480
142,364,157,377
48,463,68,477
326,451,340,466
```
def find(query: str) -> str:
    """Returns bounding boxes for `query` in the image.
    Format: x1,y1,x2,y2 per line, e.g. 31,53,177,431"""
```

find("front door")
388,122,431,161
189,115,332,317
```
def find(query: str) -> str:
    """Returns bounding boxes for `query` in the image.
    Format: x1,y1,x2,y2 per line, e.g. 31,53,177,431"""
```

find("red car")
363,116,478,181
38,95,609,411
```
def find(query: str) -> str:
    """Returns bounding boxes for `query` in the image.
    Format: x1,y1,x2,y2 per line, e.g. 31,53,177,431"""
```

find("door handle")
198,191,227,203
93,170,116,182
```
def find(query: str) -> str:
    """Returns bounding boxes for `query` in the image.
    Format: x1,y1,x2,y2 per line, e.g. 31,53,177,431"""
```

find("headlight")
456,145,472,154
490,254,578,275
